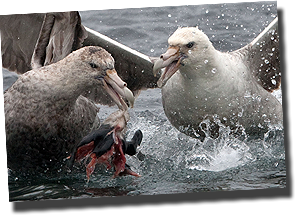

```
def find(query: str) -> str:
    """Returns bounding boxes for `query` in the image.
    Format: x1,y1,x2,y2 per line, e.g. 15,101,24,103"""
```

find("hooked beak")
153,46,185,88
101,69,135,110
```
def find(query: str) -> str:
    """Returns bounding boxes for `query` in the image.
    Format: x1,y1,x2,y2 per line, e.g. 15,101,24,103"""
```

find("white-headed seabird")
153,17,283,141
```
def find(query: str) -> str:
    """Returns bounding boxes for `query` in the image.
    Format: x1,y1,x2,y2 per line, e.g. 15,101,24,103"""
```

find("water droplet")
168,14,172,18
150,49,154,53
188,50,192,54
204,60,208,64
205,10,209,13
211,68,217,74
225,26,229,30
238,111,243,117
271,79,277,85
264,59,270,64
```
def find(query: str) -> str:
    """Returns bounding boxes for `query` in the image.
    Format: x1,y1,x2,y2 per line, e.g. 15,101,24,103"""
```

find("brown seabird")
0,12,155,174
4,46,134,174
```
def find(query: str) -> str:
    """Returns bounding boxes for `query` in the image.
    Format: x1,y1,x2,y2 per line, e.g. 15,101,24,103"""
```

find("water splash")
125,107,284,176
183,119,253,172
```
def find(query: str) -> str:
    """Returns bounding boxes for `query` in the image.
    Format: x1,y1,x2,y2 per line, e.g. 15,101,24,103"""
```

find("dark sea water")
3,1,286,202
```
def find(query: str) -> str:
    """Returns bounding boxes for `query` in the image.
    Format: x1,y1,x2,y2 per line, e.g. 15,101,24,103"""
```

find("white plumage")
153,18,282,140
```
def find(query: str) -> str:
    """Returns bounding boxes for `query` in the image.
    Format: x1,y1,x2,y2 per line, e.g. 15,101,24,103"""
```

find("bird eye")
89,62,98,68
186,42,195,48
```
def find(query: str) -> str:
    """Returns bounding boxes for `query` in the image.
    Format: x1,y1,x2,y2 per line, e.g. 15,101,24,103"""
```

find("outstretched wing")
1,12,157,104
231,17,280,92
31,11,87,69
0,13,44,73
0,12,86,74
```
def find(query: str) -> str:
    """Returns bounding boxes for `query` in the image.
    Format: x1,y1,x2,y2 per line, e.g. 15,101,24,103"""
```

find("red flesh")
75,141,95,161
112,137,126,178
75,132,139,180
86,154,97,180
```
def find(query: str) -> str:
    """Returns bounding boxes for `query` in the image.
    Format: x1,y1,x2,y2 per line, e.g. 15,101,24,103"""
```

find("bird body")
154,18,282,140
162,49,282,139
1,12,154,175
4,46,134,173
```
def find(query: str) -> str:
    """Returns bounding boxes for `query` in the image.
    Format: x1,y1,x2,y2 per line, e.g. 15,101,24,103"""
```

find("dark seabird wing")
31,12,87,69
1,11,157,104
0,13,44,73
0,12,86,74
230,17,280,92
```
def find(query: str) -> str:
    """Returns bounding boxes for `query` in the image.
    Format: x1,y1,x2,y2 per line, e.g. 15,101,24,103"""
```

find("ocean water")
3,1,287,202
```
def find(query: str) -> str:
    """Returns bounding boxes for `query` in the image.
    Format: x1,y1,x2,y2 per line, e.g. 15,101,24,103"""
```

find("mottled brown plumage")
4,46,133,174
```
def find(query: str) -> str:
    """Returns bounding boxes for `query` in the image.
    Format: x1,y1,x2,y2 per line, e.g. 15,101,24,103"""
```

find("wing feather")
230,17,280,92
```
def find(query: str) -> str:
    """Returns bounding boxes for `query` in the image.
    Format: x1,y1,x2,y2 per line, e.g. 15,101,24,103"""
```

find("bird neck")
180,46,222,81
